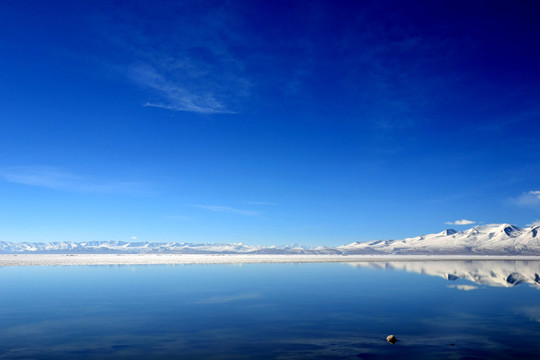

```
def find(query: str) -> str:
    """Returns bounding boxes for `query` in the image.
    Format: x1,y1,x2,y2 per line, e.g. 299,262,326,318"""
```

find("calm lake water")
1,261,540,359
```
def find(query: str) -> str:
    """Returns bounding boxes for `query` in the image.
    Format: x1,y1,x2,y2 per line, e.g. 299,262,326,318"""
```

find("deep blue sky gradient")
0,1,539,245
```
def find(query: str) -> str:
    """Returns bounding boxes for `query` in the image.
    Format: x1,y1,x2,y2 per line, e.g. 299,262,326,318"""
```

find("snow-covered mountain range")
338,223,540,255
1,223,539,255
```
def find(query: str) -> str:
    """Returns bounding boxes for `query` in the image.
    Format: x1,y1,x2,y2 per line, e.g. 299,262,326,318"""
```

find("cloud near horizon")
445,219,476,225
447,285,478,291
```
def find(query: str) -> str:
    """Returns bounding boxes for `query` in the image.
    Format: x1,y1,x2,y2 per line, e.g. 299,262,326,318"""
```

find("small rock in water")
386,335,397,344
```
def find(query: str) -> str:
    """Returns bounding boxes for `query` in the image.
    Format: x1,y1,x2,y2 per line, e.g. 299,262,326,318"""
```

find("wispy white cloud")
470,106,540,134
0,166,80,189
445,219,476,225
509,190,540,207
0,166,146,194
166,215,191,221
527,220,540,227
130,65,235,114
189,204,259,217
114,4,252,115
447,285,478,291
244,201,277,206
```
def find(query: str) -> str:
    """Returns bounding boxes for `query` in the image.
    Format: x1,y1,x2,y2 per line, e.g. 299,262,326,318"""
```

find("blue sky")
0,0,539,245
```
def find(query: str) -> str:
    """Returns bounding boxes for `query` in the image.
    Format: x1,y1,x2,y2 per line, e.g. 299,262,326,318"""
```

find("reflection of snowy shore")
1,254,540,268
349,260,540,288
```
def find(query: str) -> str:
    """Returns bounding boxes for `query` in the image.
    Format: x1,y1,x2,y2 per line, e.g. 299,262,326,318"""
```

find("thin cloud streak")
131,65,235,114
166,215,192,221
0,166,146,194
509,190,540,207
0,167,80,189
244,201,277,206
115,5,251,115
189,204,259,217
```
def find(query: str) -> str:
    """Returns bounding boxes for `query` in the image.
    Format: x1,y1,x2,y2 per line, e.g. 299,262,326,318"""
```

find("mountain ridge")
1,223,539,255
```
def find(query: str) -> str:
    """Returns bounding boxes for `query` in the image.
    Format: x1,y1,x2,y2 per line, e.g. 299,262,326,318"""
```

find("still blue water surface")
1,261,540,359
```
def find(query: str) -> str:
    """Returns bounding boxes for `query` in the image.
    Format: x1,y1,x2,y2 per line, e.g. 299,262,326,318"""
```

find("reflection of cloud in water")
518,306,540,323
193,292,261,304
447,284,478,291
349,261,540,289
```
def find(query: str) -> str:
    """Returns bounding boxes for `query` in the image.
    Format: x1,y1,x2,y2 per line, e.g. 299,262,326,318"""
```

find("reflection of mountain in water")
351,261,540,289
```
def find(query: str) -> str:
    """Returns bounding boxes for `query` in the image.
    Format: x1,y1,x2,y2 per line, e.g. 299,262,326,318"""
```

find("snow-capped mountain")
0,223,539,255
0,240,338,254
0,241,266,254
338,223,540,255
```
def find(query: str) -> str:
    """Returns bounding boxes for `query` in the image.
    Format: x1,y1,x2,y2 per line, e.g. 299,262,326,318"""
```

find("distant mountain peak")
500,223,519,230
339,223,539,256
490,223,522,237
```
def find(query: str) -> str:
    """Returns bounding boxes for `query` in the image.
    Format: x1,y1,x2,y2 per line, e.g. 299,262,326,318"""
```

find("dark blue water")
1,261,540,359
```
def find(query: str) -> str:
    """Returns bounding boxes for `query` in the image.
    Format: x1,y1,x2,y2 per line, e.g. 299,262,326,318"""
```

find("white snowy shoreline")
2,254,540,266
